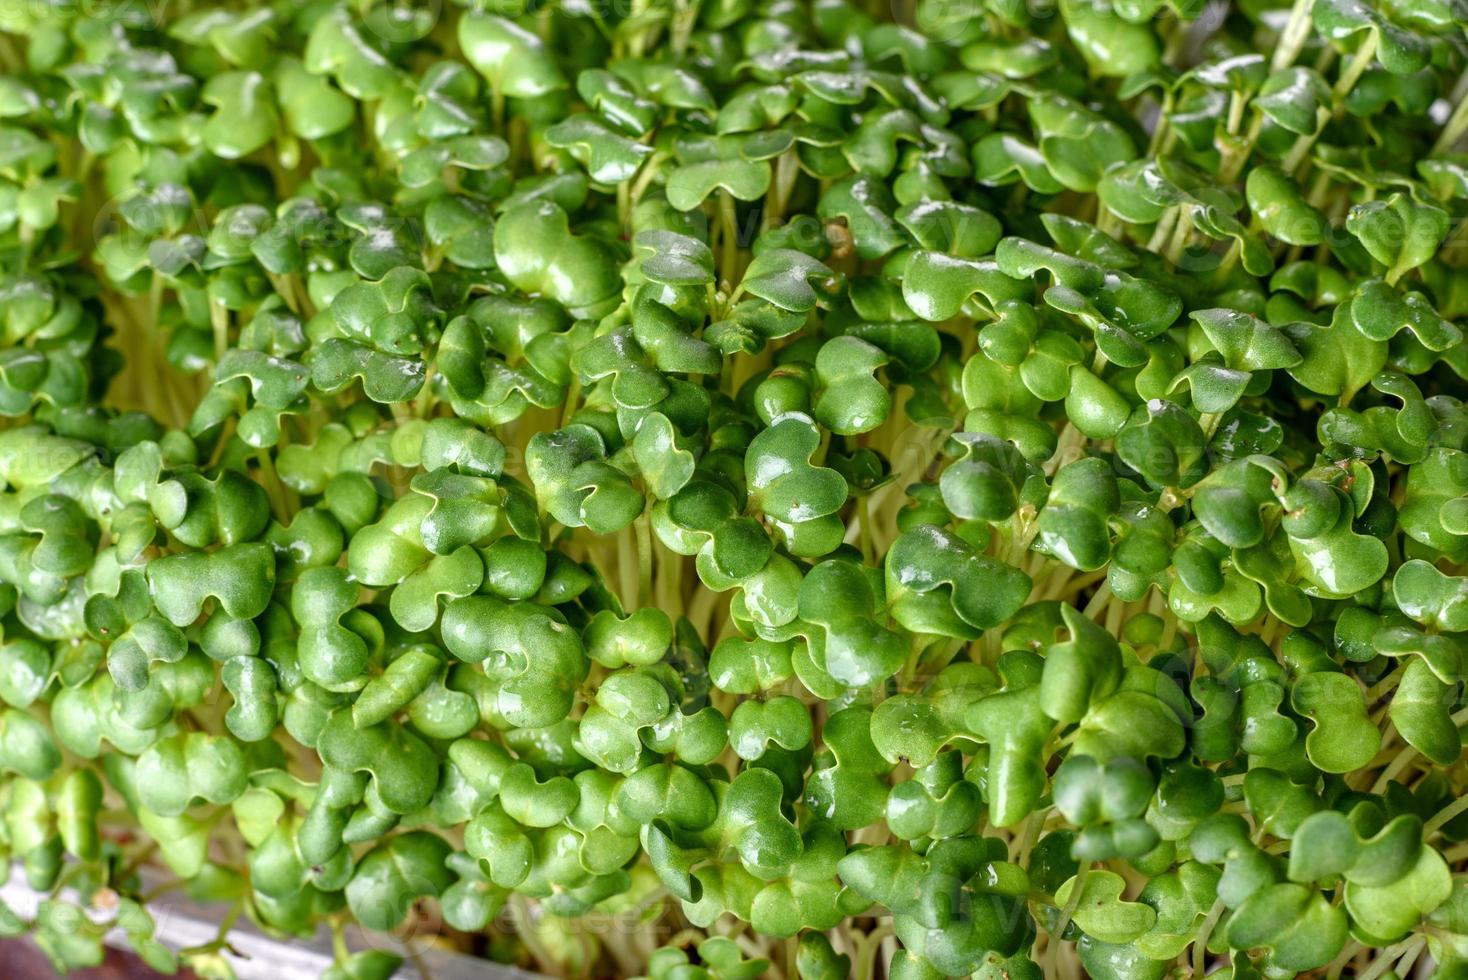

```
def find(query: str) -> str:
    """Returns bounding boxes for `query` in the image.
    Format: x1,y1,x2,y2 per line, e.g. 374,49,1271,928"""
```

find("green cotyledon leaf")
1393,560,1468,632
739,250,845,313
146,543,275,627
886,524,1032,639
200,71,278,159
967,651,1051,828
457,12,567,99
316,708,440,815
745,413,848,557
526,424,644,535
440,596,587,728
806,706,894,829
1225,883,1347,972
135,731,248,817
493,202,621,314
666,157,772,212
1056,870,1158,944
1344,846,1453,944
1345,193,1451,283
813,336,890,435
345,831,455,932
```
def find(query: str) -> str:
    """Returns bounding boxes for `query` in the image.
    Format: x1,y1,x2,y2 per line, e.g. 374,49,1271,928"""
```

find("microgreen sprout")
0,1,1467,979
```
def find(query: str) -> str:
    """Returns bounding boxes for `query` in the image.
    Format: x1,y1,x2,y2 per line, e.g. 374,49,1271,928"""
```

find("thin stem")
627,152,669,210
1324,939,1364,980
1332,33,1378,111
1226,90,1247,136
618,522,638,608
1011,809,1043,864
670,0,700,54
1045,867,1090,978
1283,30,1376,178
853,924,893,980
255,449,290,524
1046,422,1086,477
1369,740,1417,794
1192,898,1226,977
265,271,301,315
1217,112,1265,186
719,190,740,288
405,941,435,980
1359,937,1425,980
1389,939,1426,980
634,507,653,610
1081,581,1113,620
1165,206,1195,264
1434,67,1468,154
857,494,876,565
508,897,558,972
330,915,350,963
1425,791,1468,836
115,840,160,882
138,879,185,904
1146,206,1181,253
210,298,230,364
1144,92,1173,160
180,901,244,956
490,81,506,134
561,376,582,428
1365,661,1406,704
413,368,437,418
1270,0,1317,72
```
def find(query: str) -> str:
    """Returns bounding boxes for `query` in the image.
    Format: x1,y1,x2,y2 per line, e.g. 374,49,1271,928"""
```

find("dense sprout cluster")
2,0,1468,978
